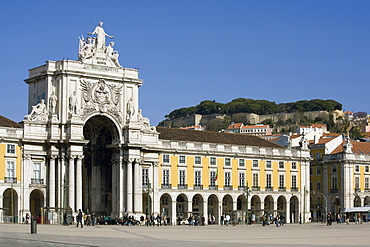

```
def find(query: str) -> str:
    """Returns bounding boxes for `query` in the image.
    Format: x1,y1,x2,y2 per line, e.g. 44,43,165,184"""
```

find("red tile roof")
331,141,370,155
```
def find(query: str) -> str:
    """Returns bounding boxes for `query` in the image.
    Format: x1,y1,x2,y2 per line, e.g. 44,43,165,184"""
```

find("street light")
312,190,328,221
244,182,251,225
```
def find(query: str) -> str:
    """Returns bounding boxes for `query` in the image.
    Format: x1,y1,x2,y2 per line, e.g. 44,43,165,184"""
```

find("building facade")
1,23,311,224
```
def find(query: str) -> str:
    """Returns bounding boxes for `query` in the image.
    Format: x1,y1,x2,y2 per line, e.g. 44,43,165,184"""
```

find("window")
331,177,338,190
195,171,201,186
179,156,186,164
279,161,284,169
142,168,149,186
266,161,272,169
163,154,169,163
366,166,369,173
224,172,231,187
210,171,216,186
6,161,15,178
316,166,321,175
279,175,285,188
239,159,245,167
252,173,258,187
355,177,360,190
239,173,245,188
365,177,369,190
33,163,41,180
163,169,169,185
291,162,297,169
195,156,201,165
316,181,321,191
179,170,186,186
355,165,360,173
316,153,321,161
225,158,231,166
253,160,258,168
210,157,216,166
332,165,337,173
292,175,297,189
266,174,272,188
7,144,15,154
310,167,313,176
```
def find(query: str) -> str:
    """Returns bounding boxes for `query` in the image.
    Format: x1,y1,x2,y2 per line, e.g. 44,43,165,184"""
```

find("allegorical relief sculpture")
78,22,121,67
25,99,48,122
80,78,122,121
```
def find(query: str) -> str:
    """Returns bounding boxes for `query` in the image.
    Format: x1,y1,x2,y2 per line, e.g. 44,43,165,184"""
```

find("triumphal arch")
22,23,160,219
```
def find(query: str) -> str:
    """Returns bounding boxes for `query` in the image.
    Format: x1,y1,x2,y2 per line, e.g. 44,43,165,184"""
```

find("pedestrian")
280,214,285,226
76,209,83,228
225,214,230,226
221,214,224,226
91,213,96,226
275,215,280,227
262,214,266,227
63,213,69,226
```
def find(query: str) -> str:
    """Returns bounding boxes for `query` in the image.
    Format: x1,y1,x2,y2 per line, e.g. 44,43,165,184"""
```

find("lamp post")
312,190,328,221
244,182,250,225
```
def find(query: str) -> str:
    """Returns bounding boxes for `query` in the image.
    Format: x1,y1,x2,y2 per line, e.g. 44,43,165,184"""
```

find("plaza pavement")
0,222,369,247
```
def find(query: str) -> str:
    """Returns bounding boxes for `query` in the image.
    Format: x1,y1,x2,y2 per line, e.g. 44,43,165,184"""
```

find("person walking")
76,209,83,228
225,214,230,226
275,215,280,227
63,213,69,226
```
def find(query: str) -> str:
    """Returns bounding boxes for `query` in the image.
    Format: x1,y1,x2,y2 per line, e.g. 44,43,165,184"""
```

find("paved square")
0,222,369,247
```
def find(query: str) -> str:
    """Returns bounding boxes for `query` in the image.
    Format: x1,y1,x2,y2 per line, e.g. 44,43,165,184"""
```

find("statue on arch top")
88,22,114,51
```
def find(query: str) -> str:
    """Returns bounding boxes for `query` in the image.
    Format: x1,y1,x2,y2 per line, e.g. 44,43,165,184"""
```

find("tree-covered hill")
164,98,342,120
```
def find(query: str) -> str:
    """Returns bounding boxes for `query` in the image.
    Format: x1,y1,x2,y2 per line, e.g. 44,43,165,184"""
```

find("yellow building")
310,134,370,221
152,127,311,225
0,116,23,223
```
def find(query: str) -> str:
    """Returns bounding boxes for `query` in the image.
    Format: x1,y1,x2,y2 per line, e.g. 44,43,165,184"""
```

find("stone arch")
277,195,287,218
222,194,233,215
330,196,341,213
159,193,172,218
3,188,18,223
207,194,219,224
176,194,188,220
263,195,274,215
289,196,299,223
364,196,370,207
250,195,261,223
83,115,120,216
30,189,44,218
192,194,204,216
354,195,361,207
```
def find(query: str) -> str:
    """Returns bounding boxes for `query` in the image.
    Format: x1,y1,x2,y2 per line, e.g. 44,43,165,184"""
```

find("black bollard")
31,218,37,234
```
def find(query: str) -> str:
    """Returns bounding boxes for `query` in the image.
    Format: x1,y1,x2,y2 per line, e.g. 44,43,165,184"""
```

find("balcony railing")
4,177,17,183
193,184,203,190
208,185,218,190
31,178,44,184
161,184,172,189
291,187,298,192
223,185,233,190
252,186,260,191
178,184,188,189
278,187,286,191
265,186,274,191
330,189,338,193
238,186,246,191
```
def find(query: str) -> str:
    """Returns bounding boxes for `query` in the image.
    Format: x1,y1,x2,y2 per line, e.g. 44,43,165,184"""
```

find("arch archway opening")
83,115,119,216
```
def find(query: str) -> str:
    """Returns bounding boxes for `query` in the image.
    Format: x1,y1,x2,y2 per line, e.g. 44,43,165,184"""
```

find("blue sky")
1,1,370,125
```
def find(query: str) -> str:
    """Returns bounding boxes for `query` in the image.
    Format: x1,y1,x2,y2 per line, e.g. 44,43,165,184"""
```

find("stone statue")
27,99,47,121
88,22,114,51
69,92,78,114
126,98,135,121
78,36,95,61
49,92,57,114
106,42,121,67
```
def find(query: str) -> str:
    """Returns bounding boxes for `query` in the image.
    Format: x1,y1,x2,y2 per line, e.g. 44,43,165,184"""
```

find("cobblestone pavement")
0,222,369,247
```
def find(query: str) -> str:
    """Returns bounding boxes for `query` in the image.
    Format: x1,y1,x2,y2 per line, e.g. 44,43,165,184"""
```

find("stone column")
49,156,56,208
111,158,118,215
22,154,31,214
126,159,133,214
134,160,142,213
59,156,66,209
76,155,83,211
68,156,75,211
152,162,160,215
286,200,291,223
218,201,223,225
118,158,125,217
171,200,177,225
203,200,208,225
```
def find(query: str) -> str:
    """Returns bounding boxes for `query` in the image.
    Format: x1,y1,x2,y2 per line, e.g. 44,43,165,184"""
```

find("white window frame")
163,154,170,163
